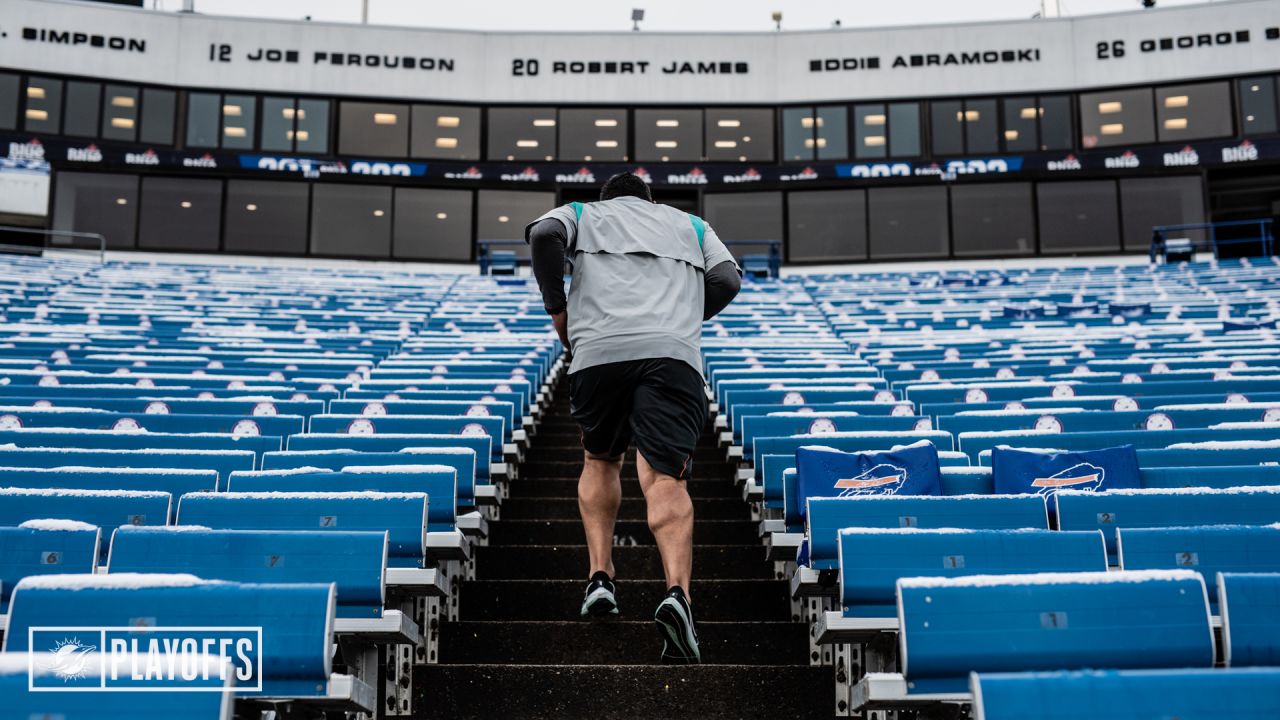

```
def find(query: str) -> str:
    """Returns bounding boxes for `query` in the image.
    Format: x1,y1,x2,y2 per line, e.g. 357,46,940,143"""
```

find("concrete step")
510,476,742,499
500,496,748,521
520,460,738,480
414,664,835,720
459,579,790,622
488,519,759,546
474,544,776,581
437,620,810,665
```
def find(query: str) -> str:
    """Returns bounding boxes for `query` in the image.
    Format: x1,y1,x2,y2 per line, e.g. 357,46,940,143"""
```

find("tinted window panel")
854,104,887,159
52,172,138,249
476,190,556,257
816,105,848,161
64,81,101,138
1119,176,1205,252
102,84,139,142
338,101,409,157
559,108,628,162
950,183,1034,257
868,186,949,259
1002,97,1038,153
410,104,480,160
224,180,310,255
221,94,256,150
781,107,814,162
0,73,18,130
1037,180,1120,253
1156,82,1232,142
635,109,702,162
1239,77,1278,135
138,177,222,251
930,101,963,156
1039,95,1073,151
889,103,921,158
24,77,62,134
310,184,392,257
261,97,295,152
1080,88,1155,149
703,191,784,259
787,189,867,262
705,109,773,162
139,88,175,145
394,187,474,261
295,99,329,154
186,92,220,148
964,99,999,155
487,107,557,161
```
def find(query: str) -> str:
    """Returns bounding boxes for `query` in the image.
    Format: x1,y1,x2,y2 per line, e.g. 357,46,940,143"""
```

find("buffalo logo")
466,404,491,417
834,464,908,496
0,414,21,430
1113,397,1139,411
782,392,806,405
232,419,261,437
461,422,489,437
1030,462,1105,495
144,402,170,415
348,418,376,435
965,388,988,403
253,402,278,416
891,404,914,417
875,390,897,404
112,418,144,433
1145,412,1175,431
807,418,838,435
362,402,387,416
1034,415,1064,433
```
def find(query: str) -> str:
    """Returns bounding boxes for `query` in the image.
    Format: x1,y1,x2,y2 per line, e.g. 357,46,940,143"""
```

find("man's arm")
528,217,572,350
703,260,741,320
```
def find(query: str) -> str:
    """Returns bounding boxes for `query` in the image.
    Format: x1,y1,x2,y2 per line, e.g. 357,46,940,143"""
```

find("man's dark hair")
600,172,653,202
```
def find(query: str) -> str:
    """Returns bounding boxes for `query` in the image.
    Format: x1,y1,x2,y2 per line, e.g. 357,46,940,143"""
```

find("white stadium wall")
1,0,1278,263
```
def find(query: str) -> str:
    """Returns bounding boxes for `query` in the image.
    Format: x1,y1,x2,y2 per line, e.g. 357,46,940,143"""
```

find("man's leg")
579,452,624,578
637,451,694,597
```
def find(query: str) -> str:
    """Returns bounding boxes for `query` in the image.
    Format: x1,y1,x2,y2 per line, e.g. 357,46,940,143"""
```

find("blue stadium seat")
1219,572,1280,667
0,489,171,562
0,520,100,613
1118,525,1280,609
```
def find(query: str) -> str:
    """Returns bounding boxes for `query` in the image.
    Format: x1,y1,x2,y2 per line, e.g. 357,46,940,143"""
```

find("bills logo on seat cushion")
992,445,1140,497
833,463,908,496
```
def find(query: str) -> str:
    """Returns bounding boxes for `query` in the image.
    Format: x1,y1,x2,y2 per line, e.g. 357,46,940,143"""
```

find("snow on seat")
0,489,171,562
261,449,478,505
0,447,254,486
285,434,494,480
0,428,281,460
0,520,101,613
1118,525,1280,610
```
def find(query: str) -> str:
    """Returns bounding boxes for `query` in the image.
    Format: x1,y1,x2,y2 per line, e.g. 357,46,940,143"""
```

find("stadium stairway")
417,383,834,718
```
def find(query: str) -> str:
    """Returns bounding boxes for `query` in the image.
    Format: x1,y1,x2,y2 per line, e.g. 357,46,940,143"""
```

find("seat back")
0,521,100,612
3,574,334,697
228,466,457,530
0,489,171,562
0,448,254,487
261,449,478,503
1219,572,1280,667
1119,525,1280,607
805,495,1049,570
108,527,387,618
284,434,492,479
838,528,1106,617
177,491,427,567
898,570,1213,693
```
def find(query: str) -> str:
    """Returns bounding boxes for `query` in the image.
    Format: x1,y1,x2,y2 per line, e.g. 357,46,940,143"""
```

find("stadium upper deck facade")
1,0,1278,262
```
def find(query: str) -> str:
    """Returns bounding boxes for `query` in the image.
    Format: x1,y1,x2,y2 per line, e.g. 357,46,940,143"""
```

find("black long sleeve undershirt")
527,216,742,320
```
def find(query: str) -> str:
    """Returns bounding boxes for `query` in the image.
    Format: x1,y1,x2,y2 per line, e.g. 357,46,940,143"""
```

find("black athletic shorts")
568,358,708,480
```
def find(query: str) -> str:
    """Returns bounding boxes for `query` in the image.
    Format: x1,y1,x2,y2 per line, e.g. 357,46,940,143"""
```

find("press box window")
64,81,102,138
263,97,330,154
0,73,19,131
23,77,62,134
1079,88,1155,148
487,107,558,161
1239,77,1278,135
634,109,703,162
1156,82,1232,142
102,85,139,142
338,101,409,157
705,109,773,162
410,104,480,160
186,92,258,150
559,109,628,162
785,106,848,161
1002,95,1073,152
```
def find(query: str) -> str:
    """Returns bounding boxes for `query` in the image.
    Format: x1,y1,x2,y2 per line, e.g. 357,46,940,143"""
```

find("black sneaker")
654,586,701,664
580,571,619,618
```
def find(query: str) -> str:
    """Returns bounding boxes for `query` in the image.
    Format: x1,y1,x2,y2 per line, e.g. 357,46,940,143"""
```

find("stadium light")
632,8,644,31
1141,0,1156,6
772,10,782,31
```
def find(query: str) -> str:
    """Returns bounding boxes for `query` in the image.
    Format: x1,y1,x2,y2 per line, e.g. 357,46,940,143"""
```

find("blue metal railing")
479,238,784,277
1150,218,1274,263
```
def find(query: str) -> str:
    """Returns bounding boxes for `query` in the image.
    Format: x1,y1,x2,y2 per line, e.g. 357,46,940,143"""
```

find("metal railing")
0,226,107,263
479,238,784,277
1150,218,1274,263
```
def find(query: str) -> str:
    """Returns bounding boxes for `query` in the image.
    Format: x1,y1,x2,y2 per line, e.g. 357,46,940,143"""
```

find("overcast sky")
151,0,1213,32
